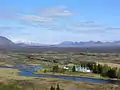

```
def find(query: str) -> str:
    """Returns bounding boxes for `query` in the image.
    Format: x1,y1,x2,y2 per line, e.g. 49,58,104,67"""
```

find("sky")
0,0,120,44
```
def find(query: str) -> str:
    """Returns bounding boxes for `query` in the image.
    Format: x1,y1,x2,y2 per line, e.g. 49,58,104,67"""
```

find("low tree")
56,84,60,90
101,64,110,77
93,64,98,73
50,86,55,90
52,65,59,73
116,68,120,79
97,64,103,74
86,62,94,70
107,68,117,78
72,66,76,72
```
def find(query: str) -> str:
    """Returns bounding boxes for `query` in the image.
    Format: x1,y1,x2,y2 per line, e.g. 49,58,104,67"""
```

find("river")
0,64,120,85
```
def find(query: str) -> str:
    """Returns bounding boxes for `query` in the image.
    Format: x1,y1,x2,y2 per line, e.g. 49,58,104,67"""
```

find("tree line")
79,61,120,79
92,64,120,78
50,84,63,90
51,61,120,79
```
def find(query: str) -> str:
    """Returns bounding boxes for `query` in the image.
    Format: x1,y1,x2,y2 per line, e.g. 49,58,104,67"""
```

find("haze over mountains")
0,36,120,53
59,41,120,47
16,40,120,47
0,36,120,47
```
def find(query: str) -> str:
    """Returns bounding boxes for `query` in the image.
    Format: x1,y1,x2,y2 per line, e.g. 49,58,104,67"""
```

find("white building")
63,65,69,70
75,66,91,73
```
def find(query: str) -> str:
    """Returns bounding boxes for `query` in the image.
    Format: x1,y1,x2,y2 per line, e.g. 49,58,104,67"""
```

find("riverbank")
0,62,119,81
0,62,13,67
0,68,35,80
34,71,120,81
0,65,120,90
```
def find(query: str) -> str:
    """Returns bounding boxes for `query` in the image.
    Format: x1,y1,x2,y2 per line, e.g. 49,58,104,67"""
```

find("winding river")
0,64,120,85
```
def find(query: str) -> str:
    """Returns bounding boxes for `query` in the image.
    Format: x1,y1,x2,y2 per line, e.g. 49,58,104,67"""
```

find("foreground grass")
0,78,120,90
0,83,21,90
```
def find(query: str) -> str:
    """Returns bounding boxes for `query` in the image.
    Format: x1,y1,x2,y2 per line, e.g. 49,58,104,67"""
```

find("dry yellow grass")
98,62,120,68
0,68,35,80
0,62,13,67
23,78,120,90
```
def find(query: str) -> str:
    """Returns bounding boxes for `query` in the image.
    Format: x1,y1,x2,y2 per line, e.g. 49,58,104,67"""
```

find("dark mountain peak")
0,36,15,46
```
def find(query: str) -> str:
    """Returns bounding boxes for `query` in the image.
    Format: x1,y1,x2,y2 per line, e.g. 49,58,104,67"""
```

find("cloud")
0,6,74,22
73,21,102,28
0,9,19,20
64,27,105,34
0,9,54,23
1,6,120,35
39,6,74,18
0,26,24,30
0,26,26,36
106,27,120,30
19,15,54,22
0,6,75,31
38,24,62,30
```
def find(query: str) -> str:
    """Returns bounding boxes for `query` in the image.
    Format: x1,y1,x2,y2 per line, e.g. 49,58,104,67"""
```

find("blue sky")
0,0,120,44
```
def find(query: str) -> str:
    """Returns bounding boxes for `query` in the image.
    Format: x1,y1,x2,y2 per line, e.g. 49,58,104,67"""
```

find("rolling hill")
0,36,15,47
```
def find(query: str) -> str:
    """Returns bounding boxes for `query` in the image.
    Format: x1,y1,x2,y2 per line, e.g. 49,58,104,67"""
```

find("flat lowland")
0,76,120,90
1,52,120,65
0,52,120,90
98,62,120,68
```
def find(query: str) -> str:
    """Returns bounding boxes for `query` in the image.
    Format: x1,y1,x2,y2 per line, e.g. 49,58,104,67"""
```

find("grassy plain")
0,52,120,90
0,75,120,90
1,52,120,65
0,66,120,90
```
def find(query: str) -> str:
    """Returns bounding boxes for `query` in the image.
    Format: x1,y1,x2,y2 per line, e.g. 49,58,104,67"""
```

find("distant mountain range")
0,36,120,47
58,41,120,47
1,36,120,53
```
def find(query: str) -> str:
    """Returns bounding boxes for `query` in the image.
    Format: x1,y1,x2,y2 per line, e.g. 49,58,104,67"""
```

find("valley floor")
0,67,120,90
0,52,120,90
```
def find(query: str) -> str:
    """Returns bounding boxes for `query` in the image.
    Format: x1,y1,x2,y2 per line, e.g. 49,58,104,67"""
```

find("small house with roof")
74,66,91,73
